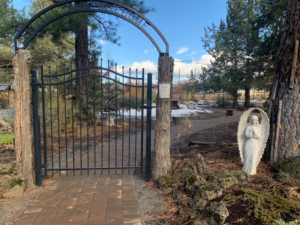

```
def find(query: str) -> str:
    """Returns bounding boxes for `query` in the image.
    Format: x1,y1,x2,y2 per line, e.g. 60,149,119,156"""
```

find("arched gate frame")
14,0,173,185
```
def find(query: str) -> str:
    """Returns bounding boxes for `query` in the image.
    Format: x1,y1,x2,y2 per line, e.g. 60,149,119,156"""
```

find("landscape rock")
172,189,183,200
174,167,195,180
205,202,229,225
227,170,250,182
174,153,209,179
0,162,25,199
189,199,207,211
96,116,115,126
273,171,292,183
185,174,207,194
157,175,178,192
272,156,300,180
194,183,222,201
172,159,182,172
178,206,197,219
191,217,209,225
178,199,189,207
208,171,238,188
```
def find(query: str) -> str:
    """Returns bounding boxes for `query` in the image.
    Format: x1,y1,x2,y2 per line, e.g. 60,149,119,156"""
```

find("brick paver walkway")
14,175,140,225
14,110,242,225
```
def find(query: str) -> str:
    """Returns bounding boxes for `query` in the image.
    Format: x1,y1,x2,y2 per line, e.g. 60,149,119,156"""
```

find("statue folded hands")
238,109,270,175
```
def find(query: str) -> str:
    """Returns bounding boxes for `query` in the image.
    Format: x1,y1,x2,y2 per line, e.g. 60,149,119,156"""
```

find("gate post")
152,54,174,182
31,69,42,186
145,73,152,182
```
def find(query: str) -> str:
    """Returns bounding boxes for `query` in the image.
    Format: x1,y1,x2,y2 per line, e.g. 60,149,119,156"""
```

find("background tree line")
189,0,287,108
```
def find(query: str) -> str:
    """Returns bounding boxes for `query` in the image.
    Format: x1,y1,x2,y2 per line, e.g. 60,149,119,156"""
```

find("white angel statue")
237,108,270,175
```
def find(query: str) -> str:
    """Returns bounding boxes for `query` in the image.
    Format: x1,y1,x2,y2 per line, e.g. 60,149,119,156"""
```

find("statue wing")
256,108,270,167
237,108,254,164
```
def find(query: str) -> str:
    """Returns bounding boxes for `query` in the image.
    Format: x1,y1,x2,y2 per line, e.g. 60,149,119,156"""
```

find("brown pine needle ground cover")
138,122,300,225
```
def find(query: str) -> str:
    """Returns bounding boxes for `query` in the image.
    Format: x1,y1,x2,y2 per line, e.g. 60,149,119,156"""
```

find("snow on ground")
123,103,212,118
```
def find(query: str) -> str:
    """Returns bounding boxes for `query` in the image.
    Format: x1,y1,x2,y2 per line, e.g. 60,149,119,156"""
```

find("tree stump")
226,109,234,116
12,49,34,189
173,117,182,125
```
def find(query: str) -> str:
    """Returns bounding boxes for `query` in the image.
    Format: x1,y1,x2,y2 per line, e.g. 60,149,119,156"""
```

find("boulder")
172,189,184,200
227,170,250,182
0,162,25,199
173,153,209,179
193,154,209,176
208,171,238,188
194,183,222,201
185,174,207,194
272,156,300,180
189,199,207,211
178,206,197,219
96,116,115,126
157,175,178,192
178,199,189,207
174,167,195,180
205,202,229,225
191,217,209,225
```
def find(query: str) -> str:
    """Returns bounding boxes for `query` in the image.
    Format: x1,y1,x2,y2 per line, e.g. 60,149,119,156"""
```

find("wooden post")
12,49,35,188
289,40,299,89
152,55,174,182
273,100,282,162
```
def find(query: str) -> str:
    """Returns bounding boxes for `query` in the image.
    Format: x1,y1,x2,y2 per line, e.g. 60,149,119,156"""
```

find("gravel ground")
133,174,167,225
0,186,44,225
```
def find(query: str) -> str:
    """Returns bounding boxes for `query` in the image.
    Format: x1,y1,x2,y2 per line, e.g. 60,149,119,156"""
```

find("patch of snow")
123,103,212,118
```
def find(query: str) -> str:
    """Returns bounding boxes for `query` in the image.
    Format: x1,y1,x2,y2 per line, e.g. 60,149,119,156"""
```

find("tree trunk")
152,56,174,182
232,91,238,108
75,2,88,106
245,87,250,108
265,0,300,162
12,49,35,188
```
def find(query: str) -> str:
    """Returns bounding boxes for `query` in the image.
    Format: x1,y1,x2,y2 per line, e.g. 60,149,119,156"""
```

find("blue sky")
12,0,228,83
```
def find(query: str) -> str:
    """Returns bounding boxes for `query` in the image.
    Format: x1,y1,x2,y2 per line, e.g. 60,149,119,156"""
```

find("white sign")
159,84,170,98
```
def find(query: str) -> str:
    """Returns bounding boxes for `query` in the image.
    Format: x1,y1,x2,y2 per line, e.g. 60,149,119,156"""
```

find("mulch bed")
137,121,300,225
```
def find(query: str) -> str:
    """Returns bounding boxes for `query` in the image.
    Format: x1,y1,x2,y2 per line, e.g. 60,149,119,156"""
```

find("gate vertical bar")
56,66,61,176
145,73,152,182
49,66,54,177
41,65,47,177
140,69,144,174
108,60,111,175
64,65,68,176
115,63,118,175
32,69,42,186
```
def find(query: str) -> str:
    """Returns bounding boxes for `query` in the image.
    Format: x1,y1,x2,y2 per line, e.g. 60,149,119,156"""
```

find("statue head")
250,115,259,126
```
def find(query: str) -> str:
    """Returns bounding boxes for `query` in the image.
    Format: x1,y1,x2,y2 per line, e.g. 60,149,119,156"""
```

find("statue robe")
242,125,261,175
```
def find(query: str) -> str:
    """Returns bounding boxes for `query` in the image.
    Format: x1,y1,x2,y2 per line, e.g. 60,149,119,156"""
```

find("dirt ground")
138,122,300,225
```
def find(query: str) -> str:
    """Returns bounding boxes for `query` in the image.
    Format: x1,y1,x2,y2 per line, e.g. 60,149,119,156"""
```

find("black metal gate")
31,59,152,185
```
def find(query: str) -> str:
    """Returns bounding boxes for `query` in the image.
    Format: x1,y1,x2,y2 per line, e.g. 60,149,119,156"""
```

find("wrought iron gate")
31,59,152,185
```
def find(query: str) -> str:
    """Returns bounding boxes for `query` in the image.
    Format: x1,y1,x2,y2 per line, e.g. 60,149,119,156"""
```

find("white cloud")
189,51,197,56
117,60,158,75
143,50,149,54
100,39,106,45
115,54,214,84
177,47,189,55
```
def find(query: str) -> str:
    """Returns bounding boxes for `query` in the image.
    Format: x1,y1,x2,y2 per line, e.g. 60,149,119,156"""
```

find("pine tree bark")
12,49,35,188
152,56,174,182
265,0,300,162
245,88,250,108
75,1,88,106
